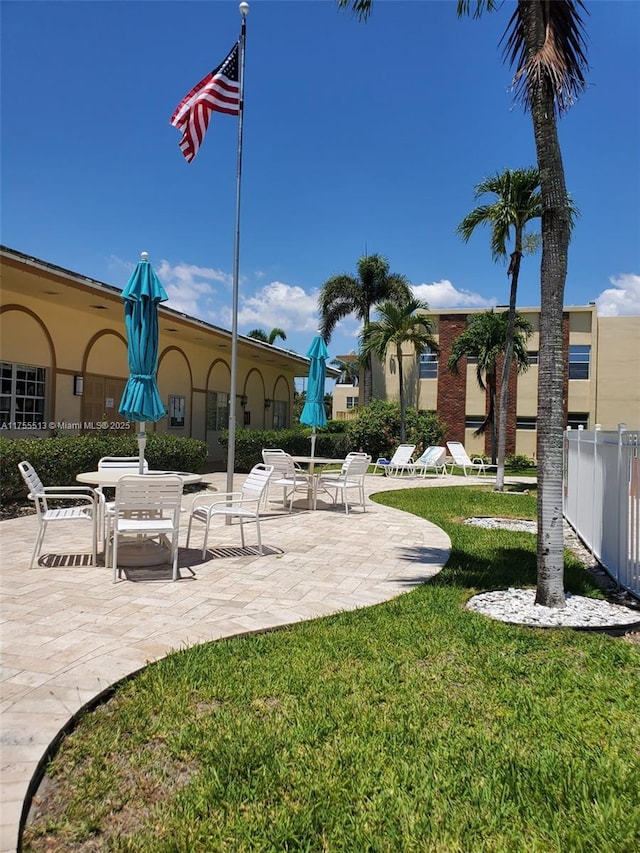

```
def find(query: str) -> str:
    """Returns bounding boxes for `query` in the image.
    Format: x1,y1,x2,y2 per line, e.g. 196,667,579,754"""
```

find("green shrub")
0,434,208,502
346,400,445,461
506,453,537,469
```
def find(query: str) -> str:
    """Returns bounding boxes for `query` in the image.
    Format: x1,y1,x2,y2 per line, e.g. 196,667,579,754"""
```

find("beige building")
0,246,326,463
333,305,640,459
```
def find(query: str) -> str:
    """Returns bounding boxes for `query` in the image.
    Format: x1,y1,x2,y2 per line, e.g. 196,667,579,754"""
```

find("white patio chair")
262,449,310,512
373,443,416,477
97,456,149,546
446,441,497,476
18,460,98,568
406,446,448,478
187,463,274,557
109,474,184,583
314,453,371,514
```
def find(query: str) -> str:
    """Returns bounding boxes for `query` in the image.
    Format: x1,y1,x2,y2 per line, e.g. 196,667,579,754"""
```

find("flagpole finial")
140,251,149,261
239,2,249,16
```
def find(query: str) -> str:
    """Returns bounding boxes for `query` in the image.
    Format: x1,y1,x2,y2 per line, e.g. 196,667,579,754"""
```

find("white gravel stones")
463,516,640,629
467,587,640,629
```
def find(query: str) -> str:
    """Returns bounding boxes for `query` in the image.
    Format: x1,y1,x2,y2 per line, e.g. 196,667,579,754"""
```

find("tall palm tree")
360,297,438,442
318,254,412,406
448,310,532,464
458,167,542,491
247,327,287,345
338,0,589,607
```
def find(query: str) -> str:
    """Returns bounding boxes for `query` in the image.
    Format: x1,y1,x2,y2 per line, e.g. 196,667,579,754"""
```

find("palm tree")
458,167,542,491
338,0,589,608
247,327,287,345
318,254,412,406
360,297,438,442
448,310,532,464
331,356,360,386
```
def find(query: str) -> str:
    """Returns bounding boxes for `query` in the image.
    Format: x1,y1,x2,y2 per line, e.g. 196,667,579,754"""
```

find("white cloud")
155,260,232,319
412,279,497,309
595,273,640,316
230,280,320,335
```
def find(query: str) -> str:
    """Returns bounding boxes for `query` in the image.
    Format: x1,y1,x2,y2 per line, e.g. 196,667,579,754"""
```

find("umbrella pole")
138,423,147,474
310,427,316,459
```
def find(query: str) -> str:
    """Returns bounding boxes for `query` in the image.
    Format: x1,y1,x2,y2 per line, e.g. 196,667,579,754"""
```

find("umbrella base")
115,536,171,567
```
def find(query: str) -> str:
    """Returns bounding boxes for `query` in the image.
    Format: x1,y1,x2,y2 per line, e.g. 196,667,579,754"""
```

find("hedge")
0,434,208,503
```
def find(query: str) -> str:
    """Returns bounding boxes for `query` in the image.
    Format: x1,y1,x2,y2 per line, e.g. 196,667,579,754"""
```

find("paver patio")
0,470,482,852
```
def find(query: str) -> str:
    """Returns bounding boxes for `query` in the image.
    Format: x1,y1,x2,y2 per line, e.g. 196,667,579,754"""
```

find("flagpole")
226,2,249,496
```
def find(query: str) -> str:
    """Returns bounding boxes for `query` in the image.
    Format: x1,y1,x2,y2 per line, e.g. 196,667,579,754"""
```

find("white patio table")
290,456,345,510
76,469,202,565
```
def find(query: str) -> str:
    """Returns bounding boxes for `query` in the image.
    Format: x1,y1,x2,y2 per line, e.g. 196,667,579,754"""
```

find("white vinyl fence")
564,425,639,599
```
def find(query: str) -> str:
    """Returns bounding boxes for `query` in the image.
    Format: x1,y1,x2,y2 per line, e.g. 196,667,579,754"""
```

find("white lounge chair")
18,460,98,569
187,463,274,557
372,443,416,477
446,441,497,476
406,446,447,478
314,453,371,514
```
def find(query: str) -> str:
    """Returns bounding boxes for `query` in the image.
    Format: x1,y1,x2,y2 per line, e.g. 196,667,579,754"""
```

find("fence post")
616,423,627,584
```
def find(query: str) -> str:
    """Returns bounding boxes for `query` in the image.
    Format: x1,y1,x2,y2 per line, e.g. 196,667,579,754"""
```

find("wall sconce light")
239,394,248,408
73,375,84,396
264,398,272,410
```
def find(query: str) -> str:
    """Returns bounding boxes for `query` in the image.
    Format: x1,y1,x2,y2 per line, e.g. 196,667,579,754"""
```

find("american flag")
170,42,240,163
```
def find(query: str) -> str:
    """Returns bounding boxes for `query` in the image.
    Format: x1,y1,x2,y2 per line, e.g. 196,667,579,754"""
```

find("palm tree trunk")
397,344,406,442
525,1,569,608
495,252,521,490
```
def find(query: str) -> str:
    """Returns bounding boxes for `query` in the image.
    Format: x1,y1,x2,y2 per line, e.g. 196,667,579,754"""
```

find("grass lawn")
23,487,640,853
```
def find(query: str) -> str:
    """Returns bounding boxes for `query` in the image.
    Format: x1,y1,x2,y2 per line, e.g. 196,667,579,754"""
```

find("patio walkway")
0,470,492,852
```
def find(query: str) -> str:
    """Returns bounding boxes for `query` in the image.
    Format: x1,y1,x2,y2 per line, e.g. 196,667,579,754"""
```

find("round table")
77,470,202,566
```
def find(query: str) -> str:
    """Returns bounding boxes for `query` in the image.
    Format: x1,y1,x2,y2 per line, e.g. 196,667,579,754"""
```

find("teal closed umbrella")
300,332,328,458
118,252,168,473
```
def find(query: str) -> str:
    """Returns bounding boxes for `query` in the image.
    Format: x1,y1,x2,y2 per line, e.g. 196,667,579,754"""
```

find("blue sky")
2,0,639,371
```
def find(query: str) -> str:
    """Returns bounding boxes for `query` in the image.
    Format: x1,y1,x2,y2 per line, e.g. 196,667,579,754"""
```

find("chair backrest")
341,451,370,472
114,475,183,520
390,444,416,465
18,461,47,515
418,446,446,466
446,441,472,465
242,463,275,499
343,453,371,479
262,450,295,479
99,456,148,472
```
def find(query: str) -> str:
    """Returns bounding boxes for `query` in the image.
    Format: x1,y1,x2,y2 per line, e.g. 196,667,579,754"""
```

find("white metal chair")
314,453,371,514
18,460,98,568
187,463,274,557
446,441,497,476
372,444,416,477
109,474,184,582
406,446,448,478
262,449,310,512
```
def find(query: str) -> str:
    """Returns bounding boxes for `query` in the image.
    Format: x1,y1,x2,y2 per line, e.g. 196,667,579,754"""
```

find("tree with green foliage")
337,0,589,608
247,327,287,345
318,254,412,407
346,399,444,463
448,311,532,464
331,356,360,387
458,167,542,490
360,298,438,442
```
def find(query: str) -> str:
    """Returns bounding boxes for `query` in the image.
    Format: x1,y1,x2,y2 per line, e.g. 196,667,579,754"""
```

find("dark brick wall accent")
437,315,468,443
489,353,519,456
562,312,570,427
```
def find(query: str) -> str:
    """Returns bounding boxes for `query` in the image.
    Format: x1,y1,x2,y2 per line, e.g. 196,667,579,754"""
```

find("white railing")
564,425,639,599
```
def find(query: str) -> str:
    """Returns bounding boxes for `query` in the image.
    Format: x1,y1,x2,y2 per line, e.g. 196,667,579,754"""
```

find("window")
345,396,358,409
418,347,438,379
206,391,229,431
516,416,537,430
527,351,539,365
0,362,47,425
567,412,589,430
466,356,479,365
273,399,288,429
569,345,590,379
465,415,485,431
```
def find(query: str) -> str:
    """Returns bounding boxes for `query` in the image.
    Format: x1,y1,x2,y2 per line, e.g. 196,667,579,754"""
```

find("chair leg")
239,516,245,548
172,533,180,581
201,517,210,559
91,512,97,566
30,522,46,569
112,529,119,583
256,516,263,555
186,515,193,548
